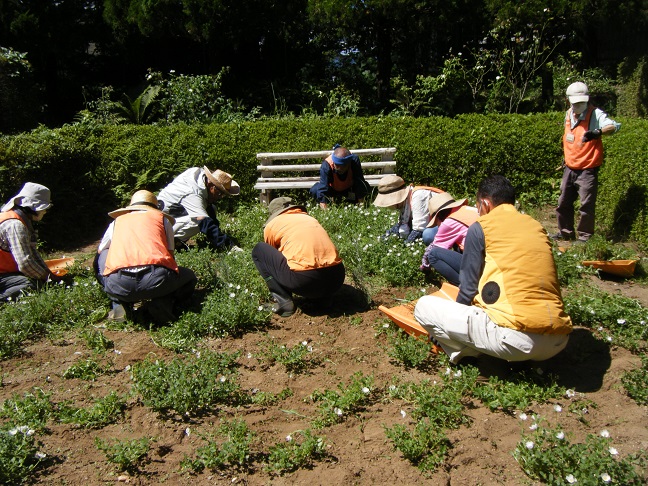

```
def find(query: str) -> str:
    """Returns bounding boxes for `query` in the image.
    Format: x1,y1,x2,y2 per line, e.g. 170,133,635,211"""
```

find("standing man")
96,190,197,323
309,145,369,209
554,82,620,243
0,182,60,301
252,197,346,317
414,176,572,364
157,166,240,250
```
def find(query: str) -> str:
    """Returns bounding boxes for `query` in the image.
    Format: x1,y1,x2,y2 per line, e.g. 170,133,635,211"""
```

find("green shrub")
95,436,152,472
309,372,374,428
265,429,327,475
58,392,126,429
384,418,451,473
0,389,54,432
131,350,242,415
514,422,645,485
384,326,433,369
622,355,648,405
0,424,46,484
62,357,108,381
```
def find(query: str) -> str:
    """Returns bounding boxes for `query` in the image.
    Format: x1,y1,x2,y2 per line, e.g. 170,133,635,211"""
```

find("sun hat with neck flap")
108,190,175,223
203,167,240,196
265,197,306,225
373,175,409,208
426,192,467,227
1,182,53,213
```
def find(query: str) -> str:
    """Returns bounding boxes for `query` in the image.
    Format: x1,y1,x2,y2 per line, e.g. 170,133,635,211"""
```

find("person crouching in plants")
419,192,479,286
252,197,346,317
0,182,62,301
95,190,197,323
414,175,572,364
373,174,443,244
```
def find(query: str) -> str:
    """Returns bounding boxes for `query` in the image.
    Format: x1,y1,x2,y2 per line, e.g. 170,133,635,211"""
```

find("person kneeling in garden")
252,197,346,317
309,145,369,209
373,174,443,243
419,192,479,286
0,182,62,301
95,190,197,323
414,175,572,364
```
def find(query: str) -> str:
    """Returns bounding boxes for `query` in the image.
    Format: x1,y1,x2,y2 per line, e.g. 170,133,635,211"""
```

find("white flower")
246,353,252,359
185,427,191,436
229,293,235,298
445,367,451,375
302,340,308,346
383,323,389,328
258,306,263,311
286,434,292,442
453,370,462,378
362,387,370,394
389,385,396,391
34,451,46,459
617,319,626,325
334,407,343,416
556,431,565,440
307,346,313,352
519,412,528,421
565,389,576,398
220,376,227,382
400,410,407,418
124,365,131,372
554,404,562,412
525,441,534,450
600,429,610,438
529,423,538,430
565,474,577,484
607,336,613,342
600,473,611,483
609,447,618,456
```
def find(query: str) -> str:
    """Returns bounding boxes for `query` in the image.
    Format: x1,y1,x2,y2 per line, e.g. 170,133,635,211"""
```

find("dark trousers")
556,166,599,240
0,273,34,301
96,250,197,321
427,247,463,286
252,242,345,300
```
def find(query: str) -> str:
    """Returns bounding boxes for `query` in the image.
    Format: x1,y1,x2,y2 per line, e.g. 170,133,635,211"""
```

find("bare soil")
2,221,648,485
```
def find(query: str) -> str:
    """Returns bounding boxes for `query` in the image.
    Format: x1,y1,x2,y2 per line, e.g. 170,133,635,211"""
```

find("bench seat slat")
256,161,396,172
255,178,383,190
256,174,385,184
257,148,396,160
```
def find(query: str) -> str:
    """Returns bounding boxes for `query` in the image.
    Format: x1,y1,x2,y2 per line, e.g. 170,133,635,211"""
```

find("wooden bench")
254,147,397,204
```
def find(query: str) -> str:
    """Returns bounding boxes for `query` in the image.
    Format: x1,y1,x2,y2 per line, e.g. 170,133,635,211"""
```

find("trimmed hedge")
0,115,646,248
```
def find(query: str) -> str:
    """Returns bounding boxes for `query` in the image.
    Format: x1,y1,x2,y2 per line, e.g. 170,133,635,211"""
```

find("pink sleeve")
432,219,469,249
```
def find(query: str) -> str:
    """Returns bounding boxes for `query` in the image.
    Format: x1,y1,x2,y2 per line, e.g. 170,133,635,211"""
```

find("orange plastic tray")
582,259,637,277
45,257,75,276
378,282,459,338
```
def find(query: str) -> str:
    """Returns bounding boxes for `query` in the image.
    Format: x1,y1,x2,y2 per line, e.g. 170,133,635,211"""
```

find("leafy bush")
131,350,242,415
384,418,451,473
622,354,648,406
265,429,327,475
62,358,108,381
384,326,433,369
0,389,54,432
95,436,152,472
258,337,317,374
514,423,644,485
58,392,126,429
309,372,374,428
0,424,46,484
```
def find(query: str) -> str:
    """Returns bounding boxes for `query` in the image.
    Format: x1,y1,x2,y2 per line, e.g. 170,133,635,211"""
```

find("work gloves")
420,243,434,272
582,128,602,142
406,230,422,243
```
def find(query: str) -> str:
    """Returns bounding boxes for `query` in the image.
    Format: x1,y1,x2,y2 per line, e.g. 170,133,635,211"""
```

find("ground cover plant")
0,202,645,484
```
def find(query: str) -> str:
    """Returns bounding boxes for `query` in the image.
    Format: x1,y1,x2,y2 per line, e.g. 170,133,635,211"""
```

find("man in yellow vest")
553,82,620,243
309,145,369,209
252,197,345,317
0,182,60,301
414,176,572,364
96,190,197,323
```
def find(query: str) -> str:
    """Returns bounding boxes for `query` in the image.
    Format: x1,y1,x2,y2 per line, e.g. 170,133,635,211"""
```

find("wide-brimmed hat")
373,175,409,208
566,82,589,104
108,190,175,223
203,167,240,196
1,182,52,213
426,192,467,227
265,197,306,225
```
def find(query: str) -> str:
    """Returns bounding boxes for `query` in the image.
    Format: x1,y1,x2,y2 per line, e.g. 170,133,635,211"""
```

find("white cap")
566,82,589,103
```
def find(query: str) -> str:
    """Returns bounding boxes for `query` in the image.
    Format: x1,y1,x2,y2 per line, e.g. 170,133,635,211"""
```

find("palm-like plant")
116,85,160,124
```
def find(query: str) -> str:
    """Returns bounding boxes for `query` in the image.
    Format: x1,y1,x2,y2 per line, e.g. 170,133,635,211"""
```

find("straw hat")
426,192,467,227
1,182,52,212
566,82,589,104
108,190,175,223
265,197,306,225
203,167,240,196
373,175,409,208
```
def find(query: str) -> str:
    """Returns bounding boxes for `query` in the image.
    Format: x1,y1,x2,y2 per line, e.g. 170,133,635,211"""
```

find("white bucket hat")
1,182,53,212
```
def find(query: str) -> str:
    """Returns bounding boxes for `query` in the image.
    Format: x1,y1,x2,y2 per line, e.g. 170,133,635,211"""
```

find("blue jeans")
427,246,463,286
422,227,438,245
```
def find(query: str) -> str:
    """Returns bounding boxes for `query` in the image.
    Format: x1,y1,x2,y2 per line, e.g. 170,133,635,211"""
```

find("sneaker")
107,303,126,322
550,232,573,241
271,292,295,317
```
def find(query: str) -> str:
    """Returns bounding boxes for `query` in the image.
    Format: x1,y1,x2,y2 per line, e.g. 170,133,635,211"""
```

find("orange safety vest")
103,211,179,276
0,210,25,274
325,155,354,192
447,205,479,251
563,106,604,170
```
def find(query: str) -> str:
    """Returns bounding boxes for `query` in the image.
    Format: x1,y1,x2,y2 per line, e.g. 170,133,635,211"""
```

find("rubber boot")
271,292,295,317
